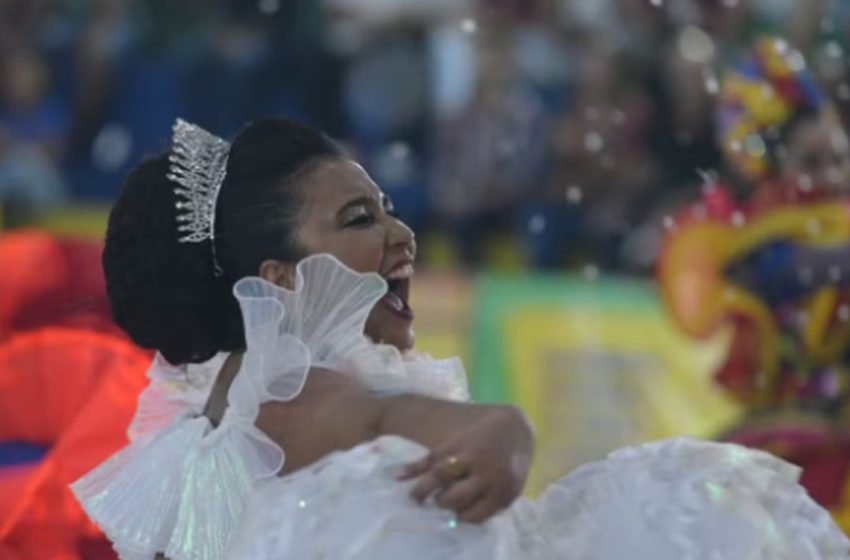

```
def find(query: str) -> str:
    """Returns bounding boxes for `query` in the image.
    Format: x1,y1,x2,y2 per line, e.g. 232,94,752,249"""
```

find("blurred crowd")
2,0,850,272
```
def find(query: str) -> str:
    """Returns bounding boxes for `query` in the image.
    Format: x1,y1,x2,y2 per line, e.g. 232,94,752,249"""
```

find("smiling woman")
287,158,417,350
70,118,849,560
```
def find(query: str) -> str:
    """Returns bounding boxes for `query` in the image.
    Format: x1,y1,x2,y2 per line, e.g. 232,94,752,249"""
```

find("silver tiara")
167,118,230,275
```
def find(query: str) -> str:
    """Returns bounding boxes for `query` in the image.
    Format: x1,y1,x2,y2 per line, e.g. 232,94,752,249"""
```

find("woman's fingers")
458,495,500,524
409,453,470,502
431,453,469,483
436,478,484,513
398,451,434,481
410,471,444,502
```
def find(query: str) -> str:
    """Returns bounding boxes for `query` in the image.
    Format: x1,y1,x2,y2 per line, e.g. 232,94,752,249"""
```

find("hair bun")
103,154,242,364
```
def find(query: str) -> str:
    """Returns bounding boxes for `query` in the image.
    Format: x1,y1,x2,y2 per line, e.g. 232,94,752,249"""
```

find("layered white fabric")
226,434,850,559
72,254,849,559
71,254,467,560
127,352,228,442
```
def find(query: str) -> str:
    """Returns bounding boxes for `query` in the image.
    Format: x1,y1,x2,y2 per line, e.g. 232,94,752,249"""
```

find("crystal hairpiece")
167,118,230,276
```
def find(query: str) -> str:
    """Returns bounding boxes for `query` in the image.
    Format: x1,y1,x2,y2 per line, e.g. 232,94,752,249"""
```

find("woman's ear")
258,259,297,289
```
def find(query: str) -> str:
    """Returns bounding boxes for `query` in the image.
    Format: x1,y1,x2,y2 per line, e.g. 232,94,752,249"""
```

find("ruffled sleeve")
127,352,226,441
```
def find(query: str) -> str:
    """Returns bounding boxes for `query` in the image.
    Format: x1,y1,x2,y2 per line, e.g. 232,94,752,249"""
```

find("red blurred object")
713,315,764,400
0,328,150,559
747,178,838,214
723,416,850,510
0,230,119,342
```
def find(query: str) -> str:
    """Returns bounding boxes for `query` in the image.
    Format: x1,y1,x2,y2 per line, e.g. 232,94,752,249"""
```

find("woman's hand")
397,404,534,524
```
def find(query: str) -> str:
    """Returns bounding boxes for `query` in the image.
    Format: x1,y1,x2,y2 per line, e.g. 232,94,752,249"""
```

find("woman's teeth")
386,264,414,281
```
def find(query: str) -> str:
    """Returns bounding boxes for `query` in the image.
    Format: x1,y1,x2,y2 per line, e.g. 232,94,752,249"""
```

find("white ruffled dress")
72,254,850,560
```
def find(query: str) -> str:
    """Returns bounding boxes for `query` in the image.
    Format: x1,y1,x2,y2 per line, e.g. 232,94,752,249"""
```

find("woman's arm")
256,367,534,523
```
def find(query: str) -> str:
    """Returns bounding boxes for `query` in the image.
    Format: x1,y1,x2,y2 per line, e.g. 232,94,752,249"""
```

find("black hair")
102,118,344,364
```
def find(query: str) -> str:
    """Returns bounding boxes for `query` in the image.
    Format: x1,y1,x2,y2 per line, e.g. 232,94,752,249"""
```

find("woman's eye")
344,211,375,227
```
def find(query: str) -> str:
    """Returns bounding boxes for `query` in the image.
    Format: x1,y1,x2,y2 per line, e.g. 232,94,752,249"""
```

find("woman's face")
781,118,850,194
289,158,417,351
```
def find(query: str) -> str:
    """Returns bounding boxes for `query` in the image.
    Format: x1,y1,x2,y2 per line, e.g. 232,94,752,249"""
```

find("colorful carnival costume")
72,254,849,559
660,180,850,529
716,37,841,185
660,36,850,530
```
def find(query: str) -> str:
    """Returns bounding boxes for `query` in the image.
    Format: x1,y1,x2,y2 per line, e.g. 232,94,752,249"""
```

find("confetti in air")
92,124,133,171
678,26,716,63
704,70,720,95
582,264,600,282
389,142,411,160
786,50,806,72
825,42,844,60
584,132,604,153
529,214,547,235
697,168,719,186
566,185,583,204
731,211,746,228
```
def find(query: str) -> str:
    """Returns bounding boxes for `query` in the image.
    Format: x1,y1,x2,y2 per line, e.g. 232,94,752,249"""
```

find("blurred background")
4,0,850,557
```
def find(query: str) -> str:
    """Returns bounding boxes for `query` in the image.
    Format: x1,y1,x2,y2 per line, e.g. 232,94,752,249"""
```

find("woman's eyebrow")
336,195,377,216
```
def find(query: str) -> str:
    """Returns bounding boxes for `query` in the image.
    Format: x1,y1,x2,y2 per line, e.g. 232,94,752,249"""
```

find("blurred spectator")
646,27,722,201
531,45,657,269
432,33,549,266
0,0,847,272
343,32,431,232
0,47,69,225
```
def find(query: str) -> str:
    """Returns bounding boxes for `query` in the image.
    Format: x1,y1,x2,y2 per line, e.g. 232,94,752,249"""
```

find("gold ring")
445,455,465,478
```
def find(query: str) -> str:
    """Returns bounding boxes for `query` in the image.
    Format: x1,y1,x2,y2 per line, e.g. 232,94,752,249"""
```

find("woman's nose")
388,216,416,256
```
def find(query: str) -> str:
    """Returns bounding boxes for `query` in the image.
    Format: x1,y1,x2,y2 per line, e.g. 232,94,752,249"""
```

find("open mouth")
381,263,414,321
